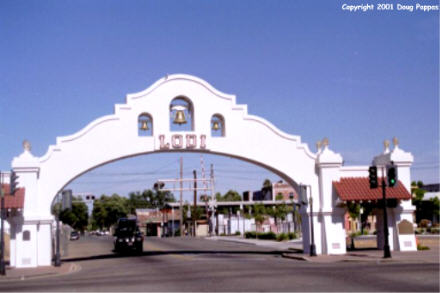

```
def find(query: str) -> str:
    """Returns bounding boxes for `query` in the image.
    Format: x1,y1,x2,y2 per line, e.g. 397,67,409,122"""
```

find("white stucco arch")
9,74,417,268
34,74,318,218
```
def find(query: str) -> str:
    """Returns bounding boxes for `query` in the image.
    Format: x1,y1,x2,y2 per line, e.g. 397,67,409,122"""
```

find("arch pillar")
373,141,416,251
306,143,346,255
10,145,53,267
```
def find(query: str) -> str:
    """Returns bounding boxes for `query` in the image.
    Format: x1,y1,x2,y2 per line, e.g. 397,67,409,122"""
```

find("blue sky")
0,1,438,202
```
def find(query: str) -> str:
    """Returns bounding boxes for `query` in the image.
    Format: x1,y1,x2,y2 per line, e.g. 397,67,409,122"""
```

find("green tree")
92,194,128,230
216,190,241,202
53,196,89,232
126,189,175,214
262,179,272,195
275,193,284,201
252,203,266,232
347,202,360,220
216,190,242,214
431,197,439,219
126,191,149,214
144,189,175,209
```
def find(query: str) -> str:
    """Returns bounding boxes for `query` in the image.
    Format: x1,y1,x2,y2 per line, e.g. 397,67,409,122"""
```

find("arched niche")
169,96,194,132
138,113,153,136
211,114,225,137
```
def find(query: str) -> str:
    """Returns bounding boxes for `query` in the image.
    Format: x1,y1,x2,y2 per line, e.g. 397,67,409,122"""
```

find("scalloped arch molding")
32,74,318,217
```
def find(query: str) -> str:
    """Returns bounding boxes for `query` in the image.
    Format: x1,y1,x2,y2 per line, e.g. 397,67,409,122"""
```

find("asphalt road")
0,235,438,292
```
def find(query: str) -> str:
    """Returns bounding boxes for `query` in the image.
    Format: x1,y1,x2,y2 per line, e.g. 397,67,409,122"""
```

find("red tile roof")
333,177,411,202
0,184,25,209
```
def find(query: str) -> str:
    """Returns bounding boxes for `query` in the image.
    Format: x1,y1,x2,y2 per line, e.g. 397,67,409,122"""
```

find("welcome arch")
9,74,417,267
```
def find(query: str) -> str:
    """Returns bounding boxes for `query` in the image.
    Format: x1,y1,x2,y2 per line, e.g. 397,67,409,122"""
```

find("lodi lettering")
159,134,206,150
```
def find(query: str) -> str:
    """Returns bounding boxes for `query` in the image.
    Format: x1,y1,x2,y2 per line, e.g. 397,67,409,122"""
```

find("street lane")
0,236,438,292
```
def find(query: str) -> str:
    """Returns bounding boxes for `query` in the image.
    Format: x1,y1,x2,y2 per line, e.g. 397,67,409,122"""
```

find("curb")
0,262,81,282
281,253,308,261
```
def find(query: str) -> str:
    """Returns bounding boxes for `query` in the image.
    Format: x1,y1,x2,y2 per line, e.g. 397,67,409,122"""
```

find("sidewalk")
283,248,440,264
208,236,440,264
208,235,303,251
0,262,80,282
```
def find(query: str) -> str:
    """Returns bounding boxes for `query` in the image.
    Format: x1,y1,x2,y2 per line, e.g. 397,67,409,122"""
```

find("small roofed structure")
333,177,411,202
0,184,25,210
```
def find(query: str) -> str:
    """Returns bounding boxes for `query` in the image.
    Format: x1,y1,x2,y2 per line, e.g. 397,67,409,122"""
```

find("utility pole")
210,164,216,236
179,157,183,237
200,156,209,234
193,170,197,237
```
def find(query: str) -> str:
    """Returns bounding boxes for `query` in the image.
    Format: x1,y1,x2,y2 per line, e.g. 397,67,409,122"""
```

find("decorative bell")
140,120,149,131
173,110,187,125
212,121,220,131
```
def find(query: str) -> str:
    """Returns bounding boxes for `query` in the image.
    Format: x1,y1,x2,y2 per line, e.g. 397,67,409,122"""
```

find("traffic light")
9,171,19,195
61,189,72,210
387,163,398,187
368,166,378,189
299,185,308,205
153,181,165,191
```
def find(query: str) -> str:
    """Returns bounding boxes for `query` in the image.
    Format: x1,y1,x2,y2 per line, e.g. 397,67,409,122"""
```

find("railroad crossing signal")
368,166,378,189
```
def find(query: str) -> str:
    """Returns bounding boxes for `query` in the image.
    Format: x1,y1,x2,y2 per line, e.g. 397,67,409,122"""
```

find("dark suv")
113,218,144,254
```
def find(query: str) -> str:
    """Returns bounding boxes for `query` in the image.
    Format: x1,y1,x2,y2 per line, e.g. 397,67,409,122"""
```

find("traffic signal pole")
381,168,391,258
55,210,61,266
369,164,391,258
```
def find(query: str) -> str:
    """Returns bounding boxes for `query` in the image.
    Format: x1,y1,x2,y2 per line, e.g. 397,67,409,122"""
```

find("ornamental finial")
392,137,399,147
322,137,329,147
383,139,390,154
23,140,31,152
316,140,322,152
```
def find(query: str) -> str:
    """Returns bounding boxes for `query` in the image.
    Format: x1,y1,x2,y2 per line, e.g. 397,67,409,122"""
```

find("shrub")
220,233,226,236
430,227,440,234
288,232,297,240
245,231,257,239
350,231,362,238
234,231,241,236
257,231,276,240
276,233,289,242
417,244,430,250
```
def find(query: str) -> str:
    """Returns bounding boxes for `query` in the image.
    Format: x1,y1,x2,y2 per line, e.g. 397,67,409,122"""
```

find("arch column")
10,145,53,267
312,142,346,255
373,140,416,251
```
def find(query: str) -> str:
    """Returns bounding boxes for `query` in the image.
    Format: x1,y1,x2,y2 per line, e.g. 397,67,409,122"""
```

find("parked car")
70,231,80,241
113,218,143,254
